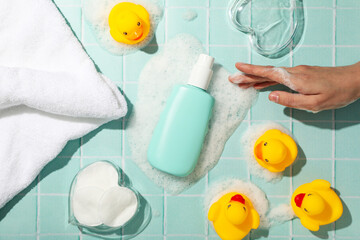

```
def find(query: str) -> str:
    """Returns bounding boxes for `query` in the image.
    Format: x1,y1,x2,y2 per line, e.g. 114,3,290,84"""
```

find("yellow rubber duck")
108,2,150,45
253,129,297,172
208,192,260,240
291,179,343,231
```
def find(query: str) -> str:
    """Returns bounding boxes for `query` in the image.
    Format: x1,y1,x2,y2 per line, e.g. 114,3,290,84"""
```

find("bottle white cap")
187,54,215,91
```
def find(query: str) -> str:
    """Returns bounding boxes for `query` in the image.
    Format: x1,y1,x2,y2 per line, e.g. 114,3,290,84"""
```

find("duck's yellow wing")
208,202,220,221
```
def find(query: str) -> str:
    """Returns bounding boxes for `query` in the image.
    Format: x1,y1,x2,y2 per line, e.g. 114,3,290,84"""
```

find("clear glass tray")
228,0,304,58
68,160,152,239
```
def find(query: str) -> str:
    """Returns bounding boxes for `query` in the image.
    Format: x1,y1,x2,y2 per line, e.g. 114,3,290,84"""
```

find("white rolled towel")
0,0,127,207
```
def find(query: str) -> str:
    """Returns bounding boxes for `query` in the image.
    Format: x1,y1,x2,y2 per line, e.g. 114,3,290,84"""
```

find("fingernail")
269,93,279,103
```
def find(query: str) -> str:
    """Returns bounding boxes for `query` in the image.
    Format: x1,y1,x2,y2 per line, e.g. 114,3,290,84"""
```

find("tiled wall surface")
1,0,360,239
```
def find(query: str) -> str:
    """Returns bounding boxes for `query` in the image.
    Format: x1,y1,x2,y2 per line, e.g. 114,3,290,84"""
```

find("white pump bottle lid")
187,54,215,91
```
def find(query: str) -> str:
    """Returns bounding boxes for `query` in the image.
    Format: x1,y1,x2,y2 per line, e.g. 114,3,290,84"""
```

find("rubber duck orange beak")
295,193,305,208
230,194,246,204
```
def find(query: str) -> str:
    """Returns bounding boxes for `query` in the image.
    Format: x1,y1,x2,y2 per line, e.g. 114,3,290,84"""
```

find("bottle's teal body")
147,84,215,177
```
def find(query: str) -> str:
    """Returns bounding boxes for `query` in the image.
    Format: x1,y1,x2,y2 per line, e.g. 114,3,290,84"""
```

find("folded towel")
0,0,127,208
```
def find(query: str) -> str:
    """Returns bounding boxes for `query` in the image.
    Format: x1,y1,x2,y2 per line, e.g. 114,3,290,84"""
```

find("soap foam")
240,122,296,182
205,179,269,228
205,179,296,229
83,0,163,55
270,67,295,90
127,34,257,194
182,9,198,22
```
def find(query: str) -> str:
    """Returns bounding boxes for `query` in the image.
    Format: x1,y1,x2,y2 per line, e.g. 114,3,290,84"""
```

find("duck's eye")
227,204,231,209
243,207,246,211
264,142,267,146
123,32,128,35
137,22,141,26
307,193,312,196
304,208,308,212
265,159,269,162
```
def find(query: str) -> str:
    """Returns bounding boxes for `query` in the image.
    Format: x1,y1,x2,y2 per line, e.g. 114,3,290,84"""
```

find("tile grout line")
289,3,294,238
205,0,210,239
163,2,168,240
332,0,337,237
79,3,85,239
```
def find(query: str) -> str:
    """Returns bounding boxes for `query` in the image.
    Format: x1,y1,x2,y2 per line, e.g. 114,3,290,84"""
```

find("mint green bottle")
147,54,215,177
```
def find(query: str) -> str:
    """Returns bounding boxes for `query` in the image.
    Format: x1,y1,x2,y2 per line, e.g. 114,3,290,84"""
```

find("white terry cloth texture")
127,34,257,194
0,0,127,208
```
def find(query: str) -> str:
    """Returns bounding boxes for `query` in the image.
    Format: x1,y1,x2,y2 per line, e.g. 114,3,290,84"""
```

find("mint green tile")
58,7,82,39
40,236,78,240
167,8,207,44
293,109,333,121
82,119,123,157
268,197,291,237
167,237,205,240
39,196,79,234
0,237,36,240
134,196,163,235
292,121,332,158
292,238,320,240
85,45,123,82
210,9,248,45
54,0,80,4
292,215,333,236
335,123,360,158
335,101,360,121
251,51,291,67
126,237,163,240
251,197,291,238
124,157,163,195
292,160,333,190
210,46,249,73
58,139,81,157
181,178,206,195
210,0,231,8
40,157,80,194
83,21,98,45
251,168,291,196
335,197,360,237
293,47,333,66
251,86,291,121
303,0,333,7
336,9,360,45
222,123,249,158
167,0,207,7
124,48,156,82
335,160,360,196
0,195,37,234
337,0,360,7
208,159,248,182
152,15,166,45
302,9,333,45
336,47,360,66
166,196,205,235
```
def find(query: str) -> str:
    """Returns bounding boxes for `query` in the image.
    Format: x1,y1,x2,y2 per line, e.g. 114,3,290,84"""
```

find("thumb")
269,91,319,111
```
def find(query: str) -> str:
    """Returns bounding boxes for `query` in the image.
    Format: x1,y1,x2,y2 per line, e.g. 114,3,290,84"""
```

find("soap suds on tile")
205,179,296,229
127,34,257,194
240,122,296,182
182,9,198,21
83,0,163,55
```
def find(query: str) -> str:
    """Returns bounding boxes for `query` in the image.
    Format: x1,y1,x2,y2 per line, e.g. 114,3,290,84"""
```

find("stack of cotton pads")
70,161,139,228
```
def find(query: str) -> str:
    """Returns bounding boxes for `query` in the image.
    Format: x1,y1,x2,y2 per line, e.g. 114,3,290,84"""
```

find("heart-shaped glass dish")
228,0,304,58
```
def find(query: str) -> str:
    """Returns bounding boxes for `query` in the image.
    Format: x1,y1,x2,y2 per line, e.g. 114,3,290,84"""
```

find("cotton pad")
72,187,104,226
99,186,138,227
127,34,257,194
83,0,163,55
241,122,296,182
69,161,140,229
75,161,119,191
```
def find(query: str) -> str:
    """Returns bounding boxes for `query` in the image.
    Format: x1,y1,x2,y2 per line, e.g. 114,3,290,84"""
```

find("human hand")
228,62,360,112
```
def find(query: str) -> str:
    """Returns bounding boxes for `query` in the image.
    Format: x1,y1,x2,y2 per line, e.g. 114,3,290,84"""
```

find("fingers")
269,91,320,111
234,63,292,87
254,82,278,90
